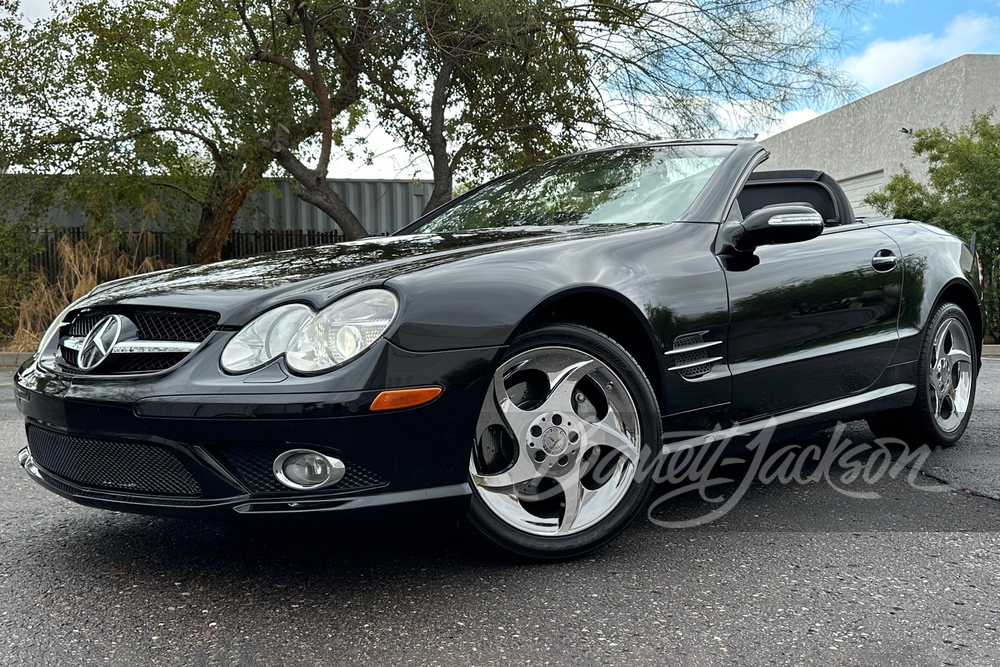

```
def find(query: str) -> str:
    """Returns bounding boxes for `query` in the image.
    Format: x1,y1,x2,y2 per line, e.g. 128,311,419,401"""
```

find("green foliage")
864,169,942,224
0,0,317,260
863,111,1000,337
0,220,40,279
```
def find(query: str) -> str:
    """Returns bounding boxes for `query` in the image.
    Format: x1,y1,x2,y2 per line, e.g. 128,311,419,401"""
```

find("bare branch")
245,50,315,89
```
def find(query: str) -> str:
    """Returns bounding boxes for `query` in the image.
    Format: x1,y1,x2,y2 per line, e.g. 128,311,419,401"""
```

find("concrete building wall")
759,54,1000,217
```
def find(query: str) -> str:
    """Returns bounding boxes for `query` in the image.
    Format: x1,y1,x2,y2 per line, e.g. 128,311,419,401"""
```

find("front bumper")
13,338,502,520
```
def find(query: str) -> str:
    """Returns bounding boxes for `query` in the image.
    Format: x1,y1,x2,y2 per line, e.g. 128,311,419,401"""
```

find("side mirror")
721,204,824,253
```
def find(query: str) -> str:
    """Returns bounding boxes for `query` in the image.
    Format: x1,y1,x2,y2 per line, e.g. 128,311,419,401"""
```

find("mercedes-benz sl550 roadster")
14,139,982,559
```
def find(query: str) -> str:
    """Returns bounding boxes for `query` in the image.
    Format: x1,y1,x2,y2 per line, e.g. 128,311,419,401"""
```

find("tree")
245,0,374,240
864,111,1000,337
358,0,605,213
358,0,857,215
4,0,859,258
1,0,319,262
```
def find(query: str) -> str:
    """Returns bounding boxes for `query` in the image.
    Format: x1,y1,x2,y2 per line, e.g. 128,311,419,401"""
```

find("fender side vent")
666,331,723,380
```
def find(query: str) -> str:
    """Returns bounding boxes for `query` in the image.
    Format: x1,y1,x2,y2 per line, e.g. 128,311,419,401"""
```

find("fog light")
272,449,345,491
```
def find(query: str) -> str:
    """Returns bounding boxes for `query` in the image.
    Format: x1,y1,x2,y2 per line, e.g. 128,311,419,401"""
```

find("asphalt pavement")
2,365,1000,666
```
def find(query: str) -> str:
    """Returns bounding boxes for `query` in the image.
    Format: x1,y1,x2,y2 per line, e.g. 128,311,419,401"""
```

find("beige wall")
759,55,1000,213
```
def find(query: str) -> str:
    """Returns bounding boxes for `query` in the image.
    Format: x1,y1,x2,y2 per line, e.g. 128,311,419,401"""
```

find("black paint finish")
13,139,983,521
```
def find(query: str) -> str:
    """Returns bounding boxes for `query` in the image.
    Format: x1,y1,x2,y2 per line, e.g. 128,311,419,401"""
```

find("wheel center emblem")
78,315,124,371
936,358,951,390
541,426,569,456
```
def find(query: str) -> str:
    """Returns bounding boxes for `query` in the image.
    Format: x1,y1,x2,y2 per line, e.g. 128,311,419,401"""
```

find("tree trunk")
421,60,457,215
262,125,369,241
293,181,369,240
193,171,261,264
422,169,453,215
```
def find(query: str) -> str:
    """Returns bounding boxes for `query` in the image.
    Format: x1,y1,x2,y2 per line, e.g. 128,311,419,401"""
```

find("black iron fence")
28,227,349,277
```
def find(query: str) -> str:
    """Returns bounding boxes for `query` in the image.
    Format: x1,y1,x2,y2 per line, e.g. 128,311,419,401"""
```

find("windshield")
412,144,733,234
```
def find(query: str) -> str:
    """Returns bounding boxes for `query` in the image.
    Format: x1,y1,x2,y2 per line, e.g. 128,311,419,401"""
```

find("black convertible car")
14,139,982,559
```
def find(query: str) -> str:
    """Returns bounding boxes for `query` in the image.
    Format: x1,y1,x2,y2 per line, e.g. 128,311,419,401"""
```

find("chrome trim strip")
664,340,723,356
112,341,200,354
660,383,916,454
667,356,724,372
61,337,198,354
62,337,83,351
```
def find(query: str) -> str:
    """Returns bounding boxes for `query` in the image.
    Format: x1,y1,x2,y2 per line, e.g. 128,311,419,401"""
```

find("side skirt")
661,383,916,455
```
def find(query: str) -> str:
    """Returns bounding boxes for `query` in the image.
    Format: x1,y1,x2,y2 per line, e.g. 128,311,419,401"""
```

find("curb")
985,345,1000,358
0,352,32,370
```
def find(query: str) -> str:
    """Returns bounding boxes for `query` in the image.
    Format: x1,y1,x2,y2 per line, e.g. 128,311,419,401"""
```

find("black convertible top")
742,169,856,227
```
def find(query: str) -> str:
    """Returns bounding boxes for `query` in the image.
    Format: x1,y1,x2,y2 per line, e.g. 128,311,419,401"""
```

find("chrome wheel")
470,346,641,537
929,316,974,433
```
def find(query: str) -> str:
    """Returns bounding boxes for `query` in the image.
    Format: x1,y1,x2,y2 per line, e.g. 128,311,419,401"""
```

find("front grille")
115,353,189,374
62,346,79,367
217,444,389,494
26,426,202,497
60,307,219,374
68,308,218,341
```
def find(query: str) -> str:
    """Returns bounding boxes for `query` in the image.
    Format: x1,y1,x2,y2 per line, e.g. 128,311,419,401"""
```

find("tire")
867,301,978,448
466,324,659,560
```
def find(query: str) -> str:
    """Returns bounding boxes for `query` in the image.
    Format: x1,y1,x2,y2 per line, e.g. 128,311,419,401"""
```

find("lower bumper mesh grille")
26,426,202,497
218,444,388,494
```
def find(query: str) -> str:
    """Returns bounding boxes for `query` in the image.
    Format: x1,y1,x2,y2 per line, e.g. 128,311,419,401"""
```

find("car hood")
75,225,648,325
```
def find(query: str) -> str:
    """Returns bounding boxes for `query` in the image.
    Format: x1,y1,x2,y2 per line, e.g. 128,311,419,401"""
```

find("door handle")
872,249,898,272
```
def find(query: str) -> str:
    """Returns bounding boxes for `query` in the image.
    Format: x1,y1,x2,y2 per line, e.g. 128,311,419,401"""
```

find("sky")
16,0,1000,178
763,0,1000,137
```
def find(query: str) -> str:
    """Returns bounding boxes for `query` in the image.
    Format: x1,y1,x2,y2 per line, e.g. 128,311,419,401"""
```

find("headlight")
220,289,398,375
220,304,313,373
286,290,398,374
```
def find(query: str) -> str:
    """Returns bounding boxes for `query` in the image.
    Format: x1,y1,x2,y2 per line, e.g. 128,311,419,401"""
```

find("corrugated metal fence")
21,177,431,276
23,177,433,235
239,179,432,235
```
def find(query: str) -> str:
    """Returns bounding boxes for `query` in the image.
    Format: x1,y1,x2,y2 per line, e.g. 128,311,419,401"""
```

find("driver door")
724,224,903,422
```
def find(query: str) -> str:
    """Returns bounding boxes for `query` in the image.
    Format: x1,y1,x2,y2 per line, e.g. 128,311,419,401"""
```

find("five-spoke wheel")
868,301,978,448
928,316,974,433
467,325,658,559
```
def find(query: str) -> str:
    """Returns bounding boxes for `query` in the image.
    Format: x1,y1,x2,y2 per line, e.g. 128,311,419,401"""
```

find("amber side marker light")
369,387,443,411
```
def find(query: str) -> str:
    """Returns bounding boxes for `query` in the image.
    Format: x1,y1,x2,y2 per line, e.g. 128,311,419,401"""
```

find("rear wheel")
867,302,977,448
467,325,659,560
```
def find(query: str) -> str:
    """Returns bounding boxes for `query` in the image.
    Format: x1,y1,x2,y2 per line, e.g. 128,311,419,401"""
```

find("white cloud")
842,12,1000,92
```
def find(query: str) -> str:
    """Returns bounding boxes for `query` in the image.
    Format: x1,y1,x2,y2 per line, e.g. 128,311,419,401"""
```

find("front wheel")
867,301,977,448
467,325,660,560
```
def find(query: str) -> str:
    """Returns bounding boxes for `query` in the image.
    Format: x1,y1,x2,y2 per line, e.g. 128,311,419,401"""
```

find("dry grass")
3,230,168,352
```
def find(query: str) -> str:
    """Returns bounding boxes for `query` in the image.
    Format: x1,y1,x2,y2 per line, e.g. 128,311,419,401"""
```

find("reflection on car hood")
76,225,648,324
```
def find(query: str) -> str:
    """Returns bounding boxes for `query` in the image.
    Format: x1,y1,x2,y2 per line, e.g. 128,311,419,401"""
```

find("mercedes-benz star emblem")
78,315,124,371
